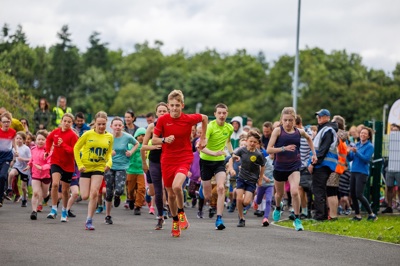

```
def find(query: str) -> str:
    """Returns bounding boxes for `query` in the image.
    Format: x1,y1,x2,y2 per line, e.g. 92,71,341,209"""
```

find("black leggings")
350,172,373,215
149,161,164,217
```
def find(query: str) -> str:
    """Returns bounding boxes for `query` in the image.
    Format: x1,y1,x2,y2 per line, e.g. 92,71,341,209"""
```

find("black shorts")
51,164,74,184
80,171,104,178
146,170,152,184
299,168,312,190
15,168,29,182
273,169,300,182
200,159,226,181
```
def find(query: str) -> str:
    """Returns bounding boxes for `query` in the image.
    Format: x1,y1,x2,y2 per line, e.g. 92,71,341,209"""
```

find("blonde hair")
1,111,12,121
36,130,48,138
95,111,108,121
168,90,184,103
280,107,297,121
62,113,74,122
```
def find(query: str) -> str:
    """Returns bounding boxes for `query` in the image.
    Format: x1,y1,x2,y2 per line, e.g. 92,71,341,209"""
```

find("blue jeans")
256,186,274,219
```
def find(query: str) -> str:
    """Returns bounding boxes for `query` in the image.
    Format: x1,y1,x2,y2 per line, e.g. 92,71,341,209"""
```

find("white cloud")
1,0,399,71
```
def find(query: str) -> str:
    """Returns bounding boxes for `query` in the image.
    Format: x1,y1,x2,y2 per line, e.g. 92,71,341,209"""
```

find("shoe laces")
178,212,185,222
172,221,179,230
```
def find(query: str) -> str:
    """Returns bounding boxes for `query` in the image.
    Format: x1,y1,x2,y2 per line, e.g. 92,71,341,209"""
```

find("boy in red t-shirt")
153,90,208,237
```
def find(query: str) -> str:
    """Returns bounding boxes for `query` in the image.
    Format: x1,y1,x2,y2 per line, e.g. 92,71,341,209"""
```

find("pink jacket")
28,146,51,179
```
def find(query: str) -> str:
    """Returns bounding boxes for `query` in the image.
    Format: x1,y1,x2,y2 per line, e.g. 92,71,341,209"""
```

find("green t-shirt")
127,142,143,174
200,120,233,161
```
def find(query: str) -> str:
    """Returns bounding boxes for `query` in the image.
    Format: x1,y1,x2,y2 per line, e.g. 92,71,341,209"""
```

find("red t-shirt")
154,113,202,165
46,128,78,172
0,128,16,163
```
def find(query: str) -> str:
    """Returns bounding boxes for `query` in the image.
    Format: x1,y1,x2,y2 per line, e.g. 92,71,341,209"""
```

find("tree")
83,32,109,70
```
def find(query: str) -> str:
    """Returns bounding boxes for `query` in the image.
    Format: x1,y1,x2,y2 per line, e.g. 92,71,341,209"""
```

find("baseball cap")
315,109,331,117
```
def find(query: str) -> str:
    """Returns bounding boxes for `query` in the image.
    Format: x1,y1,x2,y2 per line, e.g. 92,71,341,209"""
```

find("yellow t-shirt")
74,129,114,172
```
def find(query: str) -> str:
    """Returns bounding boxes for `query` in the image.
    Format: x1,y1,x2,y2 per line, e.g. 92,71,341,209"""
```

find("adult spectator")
73,112,91,137
33,98,51,132
261,121,273,149
382,123,400,213
52,96,72,129
308,109,338,221
246,117,253,127
20,118,30,133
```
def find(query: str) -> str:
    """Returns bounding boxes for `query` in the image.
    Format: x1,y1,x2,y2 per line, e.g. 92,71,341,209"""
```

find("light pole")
383,103,389,134
292,0,301,111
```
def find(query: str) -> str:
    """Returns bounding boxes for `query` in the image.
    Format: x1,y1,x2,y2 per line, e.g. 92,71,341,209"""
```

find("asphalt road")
0,200,398,266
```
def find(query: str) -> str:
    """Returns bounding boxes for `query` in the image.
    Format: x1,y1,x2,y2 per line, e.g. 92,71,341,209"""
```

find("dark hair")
26,132,36,142
361,126,374,140
125,110,136,122
39,98,50,111
295,115,302,126
75,112,85,120
146,112,154,118
20,118,29,128
263,121,273,129
111,116,124,125
36,129,48,138
214,103,228,112
155,102,168,112
247,130,261,141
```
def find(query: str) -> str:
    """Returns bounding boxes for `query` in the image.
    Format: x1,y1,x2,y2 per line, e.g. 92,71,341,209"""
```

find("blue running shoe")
60,210,68,222
85,219,95,230
215,218,226,230
273,209,281,222
47,209,57,219
95,206,103,214
293,218,304,231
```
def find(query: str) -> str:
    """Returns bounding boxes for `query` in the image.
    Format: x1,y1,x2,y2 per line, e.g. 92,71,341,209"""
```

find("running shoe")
293,218,304,231
178,212,190,230
60,210,68,222
197,211,204,219
134,207,141,215
272,209,281,222
344,208,352,215
163,208,169,219
95,206,103,214
47,209,57,219
300,213,307,220
85,219,95,230
171,220,181,237
352,216,362,221
155,218,164,230
381,207,393,214
262,217,269,227
288,212,296,221
149,206,155,215
237,218,245,227
129,200,135,210
21,199,27,207
105,215,113,225
228,201,236,213
124,202,129,209
367,214,378,221
68,210,76,218
209,207,216,218
30,211,37,220
114,195,121,208
43,194,50,205
5,189,13,200
37,205,43,212
215,217,226,230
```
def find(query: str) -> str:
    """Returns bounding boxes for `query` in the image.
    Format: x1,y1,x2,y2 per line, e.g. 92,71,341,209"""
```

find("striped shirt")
300,127,312,168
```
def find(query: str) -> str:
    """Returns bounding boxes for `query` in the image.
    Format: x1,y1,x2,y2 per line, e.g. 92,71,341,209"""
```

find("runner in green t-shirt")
200,103,234,230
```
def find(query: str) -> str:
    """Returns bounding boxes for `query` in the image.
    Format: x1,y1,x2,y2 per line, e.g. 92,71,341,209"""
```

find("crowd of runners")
1,90,399,237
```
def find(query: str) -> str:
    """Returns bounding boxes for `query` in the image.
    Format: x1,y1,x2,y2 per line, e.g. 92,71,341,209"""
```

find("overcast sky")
1,0,399,72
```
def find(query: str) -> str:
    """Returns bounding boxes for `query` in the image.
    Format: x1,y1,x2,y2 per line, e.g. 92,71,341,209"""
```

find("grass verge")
277,215,400,244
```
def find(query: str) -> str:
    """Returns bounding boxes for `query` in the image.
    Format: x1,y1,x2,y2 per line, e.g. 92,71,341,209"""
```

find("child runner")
152,90,208,237
24,130,51,220
255,153,275,226
74,111,113,230
267,107,317,231
228,130,266,227
45,113,79,222
126,127,146,215
199,103,233,230
0,112,17,207
104,117,138,224
7,132,31,205
141,102,169,230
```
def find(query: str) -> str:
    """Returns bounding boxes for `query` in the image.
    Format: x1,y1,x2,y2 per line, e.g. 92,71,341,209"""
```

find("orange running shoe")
178,212,190,230
37,205,43,212
171,220,181,237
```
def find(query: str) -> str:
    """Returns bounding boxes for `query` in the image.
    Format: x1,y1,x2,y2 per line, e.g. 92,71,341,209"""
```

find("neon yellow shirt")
200,120,233,161
74,129,114,172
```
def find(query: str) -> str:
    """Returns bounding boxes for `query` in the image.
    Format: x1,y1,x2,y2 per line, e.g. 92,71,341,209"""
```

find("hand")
215,150,226,156
79,167,86,172
14,150,19,157
57,137,63,146
285,144,296,152
308,164,314,174
104,166,110,172
263,175,270,183
232,155,240,162
229,169,236,177
34,164,42,170
187,171,192,178
257,179,262,186
22,166,30,172
198,138,207,150
142,162,148,172
44,152,49,160
125,150,132,157
112,150,116,156
311,154,317,164
164,135,175,144
152,145,162,150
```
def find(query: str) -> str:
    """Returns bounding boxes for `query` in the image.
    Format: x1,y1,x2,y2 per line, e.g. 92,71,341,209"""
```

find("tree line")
1,24,399,128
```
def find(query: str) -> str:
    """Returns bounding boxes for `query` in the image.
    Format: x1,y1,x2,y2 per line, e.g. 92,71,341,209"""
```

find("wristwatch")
161,137,165,143
281,146,285,152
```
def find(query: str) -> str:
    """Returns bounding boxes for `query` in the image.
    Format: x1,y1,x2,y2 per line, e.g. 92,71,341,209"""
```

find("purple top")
189,151,201,184
274,126,301,171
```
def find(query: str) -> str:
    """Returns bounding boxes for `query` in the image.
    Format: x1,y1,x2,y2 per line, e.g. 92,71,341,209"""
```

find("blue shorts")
236,177,257,193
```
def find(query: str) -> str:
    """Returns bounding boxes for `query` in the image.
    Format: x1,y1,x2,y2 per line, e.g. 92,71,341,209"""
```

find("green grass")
277,215,400,244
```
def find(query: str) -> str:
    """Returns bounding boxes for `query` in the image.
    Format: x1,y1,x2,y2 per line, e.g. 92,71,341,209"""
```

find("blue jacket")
347,140,374,175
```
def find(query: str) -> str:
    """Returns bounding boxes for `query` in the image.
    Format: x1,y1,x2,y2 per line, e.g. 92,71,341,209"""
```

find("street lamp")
383,103,389,134
292,0,301,111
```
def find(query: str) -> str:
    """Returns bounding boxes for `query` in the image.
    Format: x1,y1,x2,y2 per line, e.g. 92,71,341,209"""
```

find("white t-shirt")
13,144,31,175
